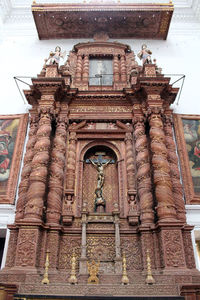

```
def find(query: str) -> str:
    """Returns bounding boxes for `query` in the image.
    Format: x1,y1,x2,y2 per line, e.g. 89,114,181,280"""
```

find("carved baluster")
133,116,154,224
148,108,177,221
75,55,83,83
113,54,120,82
164,114,186,222
24,105,53,221
15,111,38,221
82,55,89,83
120,55,127,82
46,115,68,225
62,132,77,224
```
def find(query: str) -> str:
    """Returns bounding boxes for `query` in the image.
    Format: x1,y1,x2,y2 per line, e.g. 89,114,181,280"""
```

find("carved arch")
75,140,126,217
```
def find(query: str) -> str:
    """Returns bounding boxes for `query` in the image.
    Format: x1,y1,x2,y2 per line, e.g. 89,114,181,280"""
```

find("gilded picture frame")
174,114,200,204
0,114,28,204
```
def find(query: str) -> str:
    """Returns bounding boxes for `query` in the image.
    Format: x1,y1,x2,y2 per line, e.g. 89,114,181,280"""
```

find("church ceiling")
31,2,173,40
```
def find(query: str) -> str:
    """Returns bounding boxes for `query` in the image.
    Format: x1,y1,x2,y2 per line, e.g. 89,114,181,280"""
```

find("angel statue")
46,46,66,65
137,44,152,65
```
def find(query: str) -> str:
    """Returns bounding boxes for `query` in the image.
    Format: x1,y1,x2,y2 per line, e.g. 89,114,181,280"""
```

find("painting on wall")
174,114,200,204
0,114,28,204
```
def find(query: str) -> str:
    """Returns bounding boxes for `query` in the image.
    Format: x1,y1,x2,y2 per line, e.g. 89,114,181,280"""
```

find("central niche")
89,57,113,86
83,145,117,213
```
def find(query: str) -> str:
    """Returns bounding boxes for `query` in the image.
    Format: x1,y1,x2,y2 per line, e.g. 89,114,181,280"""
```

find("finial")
121,251,129,285
41,249,50,284
145,249,155,284
68,250,78,284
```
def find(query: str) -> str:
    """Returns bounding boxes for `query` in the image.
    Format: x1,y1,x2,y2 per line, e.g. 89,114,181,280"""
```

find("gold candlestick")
145,249,155,284
68,250,78,284
41,250,50,284
121,252,129,285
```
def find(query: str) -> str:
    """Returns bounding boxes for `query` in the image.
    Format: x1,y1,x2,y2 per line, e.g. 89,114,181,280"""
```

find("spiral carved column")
120,55,127,82
46,115,68,225
82,55,89,83
15,112,39,222
24,106,53,221
164,114,186,222
133,116,154,224
75,55,83,83
148,109,177,221
113,54,120,82
62,131,77,224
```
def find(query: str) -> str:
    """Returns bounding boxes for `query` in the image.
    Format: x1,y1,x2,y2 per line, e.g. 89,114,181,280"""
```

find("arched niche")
82,145,117,213
75,140,126,216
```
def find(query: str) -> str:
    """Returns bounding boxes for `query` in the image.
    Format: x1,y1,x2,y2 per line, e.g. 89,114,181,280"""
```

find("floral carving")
121,236,142,270
15,229,38,267
162,230,185,268
59,235,81,270
87,236,115,262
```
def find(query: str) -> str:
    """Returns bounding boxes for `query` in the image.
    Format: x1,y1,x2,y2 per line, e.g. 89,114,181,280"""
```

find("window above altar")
89,58,113,86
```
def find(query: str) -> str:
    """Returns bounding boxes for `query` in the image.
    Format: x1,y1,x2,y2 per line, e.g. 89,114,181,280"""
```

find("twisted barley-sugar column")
120,55,127,82
46,115,68,225
164,116,186,222
125,132,136,191
24,106,53,221
82,55,89,83
15,113,38,221
66,132,77,191
148,110,177,221
113,54,120,82
75,55,83,83
133,117,154,224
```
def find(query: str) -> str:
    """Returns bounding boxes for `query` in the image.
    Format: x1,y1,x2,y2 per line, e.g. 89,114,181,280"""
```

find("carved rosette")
62,131,77,223
163,114,186,222
24,106,53,221
148,109,177,221
133,116,154,224
46,115,68,225
15,112,39,221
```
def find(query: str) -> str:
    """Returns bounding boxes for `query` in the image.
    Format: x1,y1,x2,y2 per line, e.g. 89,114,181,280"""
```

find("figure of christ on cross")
86,152,115,212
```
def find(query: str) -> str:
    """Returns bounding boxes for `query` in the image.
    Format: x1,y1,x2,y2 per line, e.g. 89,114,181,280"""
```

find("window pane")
89,58,113,86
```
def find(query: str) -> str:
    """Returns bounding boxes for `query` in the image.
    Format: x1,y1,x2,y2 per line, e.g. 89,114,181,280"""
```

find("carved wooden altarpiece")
1,38,200,299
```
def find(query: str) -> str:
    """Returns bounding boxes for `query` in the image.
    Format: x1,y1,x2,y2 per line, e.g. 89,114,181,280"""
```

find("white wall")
1,30,200,115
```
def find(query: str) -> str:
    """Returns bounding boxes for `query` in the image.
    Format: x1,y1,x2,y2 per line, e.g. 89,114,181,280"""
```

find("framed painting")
174,114,200,204
0,114,28,204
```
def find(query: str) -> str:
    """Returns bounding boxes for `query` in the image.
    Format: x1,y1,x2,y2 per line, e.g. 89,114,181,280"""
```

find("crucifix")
86,152,115,212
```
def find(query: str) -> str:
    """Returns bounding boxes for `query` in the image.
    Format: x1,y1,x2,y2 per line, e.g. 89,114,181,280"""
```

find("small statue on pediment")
137,44,152,65
46,46,66,65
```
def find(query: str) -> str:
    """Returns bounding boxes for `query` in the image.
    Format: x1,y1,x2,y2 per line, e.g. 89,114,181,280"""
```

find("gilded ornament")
121,252,129,285
145,250,155,284
41,250,50,285
68,250,78,284
87,260,100,284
